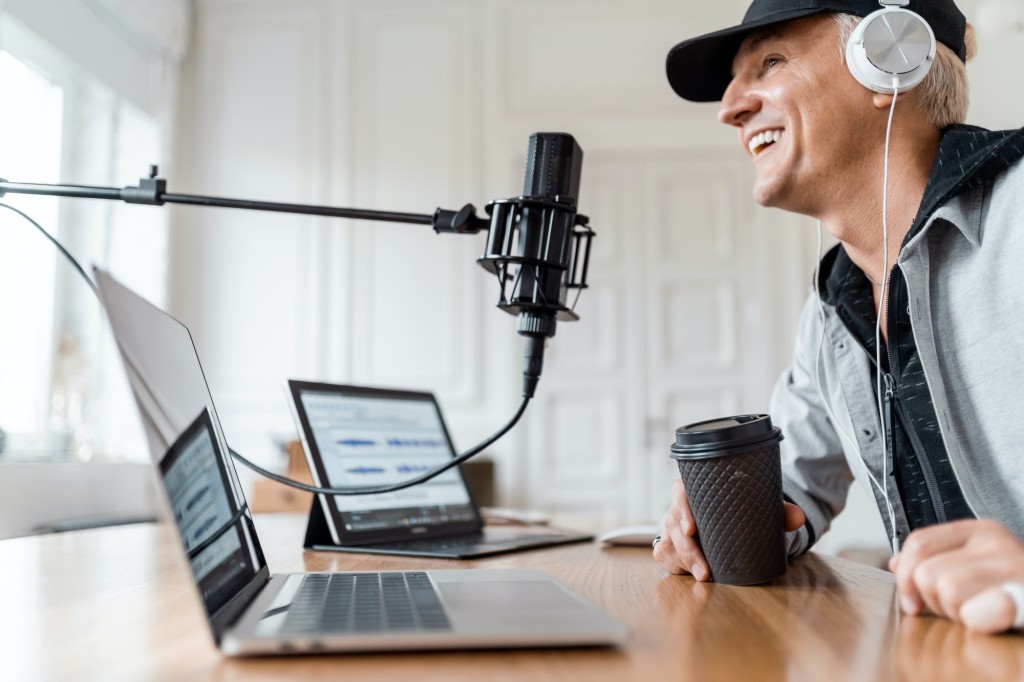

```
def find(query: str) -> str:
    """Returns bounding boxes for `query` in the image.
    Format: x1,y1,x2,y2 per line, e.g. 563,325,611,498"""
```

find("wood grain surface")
2,513,1022,681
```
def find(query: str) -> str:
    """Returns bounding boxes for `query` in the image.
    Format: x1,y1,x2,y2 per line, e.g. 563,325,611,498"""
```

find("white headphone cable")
876,77,901,554
813,224,894,528
810,77,902,555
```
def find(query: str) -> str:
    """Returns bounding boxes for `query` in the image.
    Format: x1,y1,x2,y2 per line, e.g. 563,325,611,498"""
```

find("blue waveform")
192,515,217,542
387,438,444,448
396,464,432,474
185,485,211,513
346,466,387,475
338,439,376,447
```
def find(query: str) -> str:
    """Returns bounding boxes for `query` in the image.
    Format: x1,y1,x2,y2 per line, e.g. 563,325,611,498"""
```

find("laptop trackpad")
438,580,598,632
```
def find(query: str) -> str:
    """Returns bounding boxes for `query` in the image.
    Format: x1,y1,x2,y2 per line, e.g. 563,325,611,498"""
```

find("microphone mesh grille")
525,135,544,196
522,133,581,200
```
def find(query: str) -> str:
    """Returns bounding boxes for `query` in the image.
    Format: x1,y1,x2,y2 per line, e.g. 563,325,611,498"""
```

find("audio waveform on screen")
386,438,444,448
192,515,218,543
344,464,436,476
346,466,387,475
336,438,446,448
396,464,432,474
185,485,212,513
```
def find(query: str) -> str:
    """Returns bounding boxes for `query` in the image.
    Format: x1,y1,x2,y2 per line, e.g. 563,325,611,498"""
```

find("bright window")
0,42,167,463
0,50,63,449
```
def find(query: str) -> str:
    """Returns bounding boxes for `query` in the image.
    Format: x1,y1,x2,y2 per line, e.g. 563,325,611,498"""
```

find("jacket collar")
817,125,1024,302
906,125,1024,248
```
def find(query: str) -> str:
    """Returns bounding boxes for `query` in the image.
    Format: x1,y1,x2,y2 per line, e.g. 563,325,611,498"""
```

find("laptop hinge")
209,566,271,644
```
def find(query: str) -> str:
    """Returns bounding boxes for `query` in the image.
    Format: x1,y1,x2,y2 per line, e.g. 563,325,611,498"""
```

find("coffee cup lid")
670,414,783,460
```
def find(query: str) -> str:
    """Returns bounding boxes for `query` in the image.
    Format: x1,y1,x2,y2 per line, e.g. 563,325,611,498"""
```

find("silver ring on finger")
1001,582,1024,630
652,535,662,550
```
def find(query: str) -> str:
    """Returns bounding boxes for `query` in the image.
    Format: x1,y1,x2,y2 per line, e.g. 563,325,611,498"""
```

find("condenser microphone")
479,132,593,398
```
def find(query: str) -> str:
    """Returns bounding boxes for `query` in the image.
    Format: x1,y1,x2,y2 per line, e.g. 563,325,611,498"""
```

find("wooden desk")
4,514,1023,681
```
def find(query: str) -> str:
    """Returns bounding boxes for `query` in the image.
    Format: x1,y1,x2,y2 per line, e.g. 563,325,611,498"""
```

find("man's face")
718,15,875,214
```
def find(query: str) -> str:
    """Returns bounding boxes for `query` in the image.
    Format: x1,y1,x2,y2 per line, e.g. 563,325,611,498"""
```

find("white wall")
964,0,1024,129
172,0,813,525
171,0,1024,552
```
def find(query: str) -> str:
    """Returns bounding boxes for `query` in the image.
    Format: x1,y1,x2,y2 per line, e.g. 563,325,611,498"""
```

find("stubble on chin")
751,176,782,209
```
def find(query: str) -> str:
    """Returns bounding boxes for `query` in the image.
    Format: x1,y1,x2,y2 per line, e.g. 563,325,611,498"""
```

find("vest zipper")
884,268,947,524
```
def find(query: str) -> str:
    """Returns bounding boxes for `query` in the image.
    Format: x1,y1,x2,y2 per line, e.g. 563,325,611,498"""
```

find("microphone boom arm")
2,132,596,402
0,166,491,235
0,133,596,495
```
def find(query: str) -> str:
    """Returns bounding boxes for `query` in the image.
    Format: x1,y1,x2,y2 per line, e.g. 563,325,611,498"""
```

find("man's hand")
653,478,806,580
889,519,1024,634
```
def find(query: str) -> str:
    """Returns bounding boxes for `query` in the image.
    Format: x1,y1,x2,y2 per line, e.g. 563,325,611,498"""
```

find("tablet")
285,381,483,546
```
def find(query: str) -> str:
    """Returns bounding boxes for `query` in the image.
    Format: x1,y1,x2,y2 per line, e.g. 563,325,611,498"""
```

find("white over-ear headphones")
846,0,936,94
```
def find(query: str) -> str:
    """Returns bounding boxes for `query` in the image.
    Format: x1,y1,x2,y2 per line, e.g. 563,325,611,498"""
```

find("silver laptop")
94,267,627,655
286,380,592,558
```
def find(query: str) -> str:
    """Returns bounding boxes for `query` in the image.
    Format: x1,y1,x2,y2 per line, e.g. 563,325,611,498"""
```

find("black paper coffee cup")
669,414,787,585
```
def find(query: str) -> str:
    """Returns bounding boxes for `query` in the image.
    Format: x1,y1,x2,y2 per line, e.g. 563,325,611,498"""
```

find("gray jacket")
776,127,1024,556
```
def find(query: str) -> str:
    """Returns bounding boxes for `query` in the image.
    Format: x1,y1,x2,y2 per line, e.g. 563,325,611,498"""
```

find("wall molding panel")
348,1,485,408
175,1,329,467
173,0,815,521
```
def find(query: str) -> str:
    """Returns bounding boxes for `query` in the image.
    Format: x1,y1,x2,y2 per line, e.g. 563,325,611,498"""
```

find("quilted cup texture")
676,444,788,585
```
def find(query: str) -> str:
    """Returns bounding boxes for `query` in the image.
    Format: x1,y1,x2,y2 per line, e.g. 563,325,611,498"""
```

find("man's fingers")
670,479,696,535
653,526,705,577
909,545,1024,624
783,502,805,532
654,480,703,576
894,519,979,614
910,550,993,619
652,532,687,575
666,513,709,581
960,585,1019,635
654,511,690,575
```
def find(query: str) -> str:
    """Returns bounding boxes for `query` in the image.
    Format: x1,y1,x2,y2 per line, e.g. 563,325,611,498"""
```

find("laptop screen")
95,269,268,627
161,409,262,617
289,382,479,540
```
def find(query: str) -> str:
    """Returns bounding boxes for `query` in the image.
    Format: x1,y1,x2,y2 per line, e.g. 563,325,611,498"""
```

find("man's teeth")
749,130,783,155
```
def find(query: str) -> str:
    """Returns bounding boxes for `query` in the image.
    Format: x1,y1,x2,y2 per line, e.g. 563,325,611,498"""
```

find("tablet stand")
302,499,336,550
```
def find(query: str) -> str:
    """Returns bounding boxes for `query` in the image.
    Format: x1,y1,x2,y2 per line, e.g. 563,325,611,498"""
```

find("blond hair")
833,13,976,128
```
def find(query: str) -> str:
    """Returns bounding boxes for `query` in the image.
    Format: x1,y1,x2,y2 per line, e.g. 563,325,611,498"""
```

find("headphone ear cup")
846,8,937,94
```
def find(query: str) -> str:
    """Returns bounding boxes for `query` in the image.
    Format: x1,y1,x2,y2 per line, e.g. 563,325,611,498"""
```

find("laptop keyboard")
280,572,451,634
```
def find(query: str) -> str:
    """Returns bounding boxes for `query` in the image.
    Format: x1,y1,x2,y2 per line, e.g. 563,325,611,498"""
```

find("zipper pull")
881,372,899,555
881,372,895,474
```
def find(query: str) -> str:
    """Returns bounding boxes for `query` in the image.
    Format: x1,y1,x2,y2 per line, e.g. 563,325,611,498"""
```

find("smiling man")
653,0,1024,634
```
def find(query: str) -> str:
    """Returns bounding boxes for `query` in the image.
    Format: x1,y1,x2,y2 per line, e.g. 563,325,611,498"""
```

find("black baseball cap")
666,0,967,102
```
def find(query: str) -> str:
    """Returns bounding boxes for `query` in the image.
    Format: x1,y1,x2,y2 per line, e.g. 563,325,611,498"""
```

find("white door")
174,0,816,526
523,149,803,523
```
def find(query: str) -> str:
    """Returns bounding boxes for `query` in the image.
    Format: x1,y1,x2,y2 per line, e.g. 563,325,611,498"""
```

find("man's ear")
873,92,896,110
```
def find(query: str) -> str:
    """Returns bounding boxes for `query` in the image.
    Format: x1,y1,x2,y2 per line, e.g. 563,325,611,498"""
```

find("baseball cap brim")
667,0,967,103
666,7,833,102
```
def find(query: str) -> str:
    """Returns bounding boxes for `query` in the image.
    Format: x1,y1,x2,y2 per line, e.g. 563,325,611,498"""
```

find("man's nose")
718,78,759,127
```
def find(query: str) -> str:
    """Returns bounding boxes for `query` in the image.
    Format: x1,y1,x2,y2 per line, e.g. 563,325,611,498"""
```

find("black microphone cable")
0,202,100,298
228,397,527,496
0,200,531,495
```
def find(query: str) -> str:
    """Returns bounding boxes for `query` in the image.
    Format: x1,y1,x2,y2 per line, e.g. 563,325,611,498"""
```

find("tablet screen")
292,383,480,539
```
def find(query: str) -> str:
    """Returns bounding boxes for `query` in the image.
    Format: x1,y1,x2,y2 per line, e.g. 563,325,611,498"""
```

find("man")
653,0,1024,635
